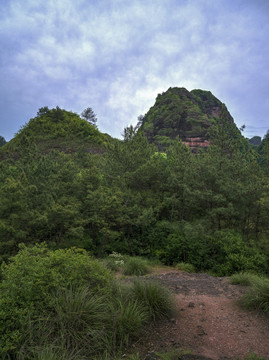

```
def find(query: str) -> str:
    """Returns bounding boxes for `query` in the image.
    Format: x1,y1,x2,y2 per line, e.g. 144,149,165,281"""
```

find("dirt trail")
134,270,269,360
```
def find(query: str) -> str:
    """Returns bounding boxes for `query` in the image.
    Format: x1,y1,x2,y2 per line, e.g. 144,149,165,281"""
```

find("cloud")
0,0,269,140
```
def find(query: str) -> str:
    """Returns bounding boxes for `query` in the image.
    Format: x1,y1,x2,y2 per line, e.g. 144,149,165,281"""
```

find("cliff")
140,87,235,151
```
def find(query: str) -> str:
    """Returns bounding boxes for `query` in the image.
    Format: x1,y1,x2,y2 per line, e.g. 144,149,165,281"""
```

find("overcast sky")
1,0,269,141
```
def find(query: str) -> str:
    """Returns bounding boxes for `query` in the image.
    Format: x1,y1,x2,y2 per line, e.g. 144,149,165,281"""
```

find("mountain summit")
140,87,235,151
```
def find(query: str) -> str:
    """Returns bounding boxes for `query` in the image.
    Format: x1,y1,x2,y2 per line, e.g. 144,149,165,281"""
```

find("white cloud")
1,0,269,140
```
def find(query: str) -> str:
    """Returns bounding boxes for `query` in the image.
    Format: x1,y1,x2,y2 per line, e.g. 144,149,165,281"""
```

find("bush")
111,298,149,348
239,276,269,313
230,272,259,286
0,244,177,359
175,262,196,273
123,256,150,276
209,231,267,276
131,280,176,320
0,243,113,357
104,251,125,271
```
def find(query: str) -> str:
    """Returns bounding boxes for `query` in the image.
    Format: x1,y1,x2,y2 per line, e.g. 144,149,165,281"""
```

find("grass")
111,298,149,348
239,276,269,313
131,279,176,321
175,262,196,273
18,287,112,359
14,278,175,359
230,272,269,315
123,256,150,276
244,353,268,360
229,271,260,286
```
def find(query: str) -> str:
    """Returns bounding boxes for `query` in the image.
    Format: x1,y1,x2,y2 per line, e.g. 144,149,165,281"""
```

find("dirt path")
133,270,269,360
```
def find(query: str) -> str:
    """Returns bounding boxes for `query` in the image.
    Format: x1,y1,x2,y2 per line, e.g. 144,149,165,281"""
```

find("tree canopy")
0,99,268,276
81,107,98,127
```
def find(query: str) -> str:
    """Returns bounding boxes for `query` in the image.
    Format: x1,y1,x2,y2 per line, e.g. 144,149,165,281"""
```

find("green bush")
175,262,196,273
123,256,150,276
0,244,177,359
230,272,259,286
131,280,176,320
104,251,125,272
15,286,112,359
156,229,267,276
0,243,113,357
211,231,267,276
239,276,269,313
111,298,149,348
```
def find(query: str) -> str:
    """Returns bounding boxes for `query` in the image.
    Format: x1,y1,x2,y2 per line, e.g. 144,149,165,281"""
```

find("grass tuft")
123,257,150,276
175,262,196,273
131,279,176,321
229,272,261,286
244,353,268,360
239,276,269,313
111,299,149,348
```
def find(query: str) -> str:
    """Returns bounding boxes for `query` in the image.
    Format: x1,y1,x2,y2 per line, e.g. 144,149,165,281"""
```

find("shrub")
123,256,150,276
239,276,269,313
15,287,112,359
111,298,149,348
211,231,267,276
104,251,125,271
230,272,259,286
131,280,176,320
175,262,196,273
0,243,113,357
0,244,178,359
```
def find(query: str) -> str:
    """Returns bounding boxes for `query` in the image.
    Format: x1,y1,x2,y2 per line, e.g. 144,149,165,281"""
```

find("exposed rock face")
182,137,211,153
140,87,234,151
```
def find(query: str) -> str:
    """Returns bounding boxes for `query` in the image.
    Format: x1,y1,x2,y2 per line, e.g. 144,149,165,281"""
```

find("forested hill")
0,106,112,161
0,91,268,277
139,87,241,151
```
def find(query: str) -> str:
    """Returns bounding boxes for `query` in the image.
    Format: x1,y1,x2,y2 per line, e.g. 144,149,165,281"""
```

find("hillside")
0,90,268,360
140,87,239,151
0,106,112,160
0,90,268,267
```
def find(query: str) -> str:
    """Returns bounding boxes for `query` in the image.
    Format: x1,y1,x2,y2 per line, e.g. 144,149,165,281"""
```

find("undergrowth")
123,256,150,276
0,244,175,359
131,279,176,320
175,262,196,273
244,353,268,360
230,272,269,314
230,272,260,286
239,276,269,313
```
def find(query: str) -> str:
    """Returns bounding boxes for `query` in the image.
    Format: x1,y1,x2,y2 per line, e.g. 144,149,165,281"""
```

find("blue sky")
1,0,269,141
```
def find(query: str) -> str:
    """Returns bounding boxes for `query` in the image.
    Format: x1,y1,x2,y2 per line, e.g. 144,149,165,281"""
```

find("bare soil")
131,269,269,360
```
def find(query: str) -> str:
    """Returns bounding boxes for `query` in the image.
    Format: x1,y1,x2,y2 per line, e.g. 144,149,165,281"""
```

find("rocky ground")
130,270,269,360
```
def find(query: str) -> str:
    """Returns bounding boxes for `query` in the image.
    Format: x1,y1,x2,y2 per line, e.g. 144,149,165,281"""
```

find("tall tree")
81,107,97,127
0,136,6,147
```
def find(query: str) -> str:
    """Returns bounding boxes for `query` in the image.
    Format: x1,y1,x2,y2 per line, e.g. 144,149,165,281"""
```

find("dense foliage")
0,104,268,276
0,136,6,147
0,244,175,359
0,243,112,355
139,87,235,149
0,106,110,161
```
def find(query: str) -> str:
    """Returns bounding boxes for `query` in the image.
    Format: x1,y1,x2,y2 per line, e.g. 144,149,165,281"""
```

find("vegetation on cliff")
139,87,239,150
0,106,111,160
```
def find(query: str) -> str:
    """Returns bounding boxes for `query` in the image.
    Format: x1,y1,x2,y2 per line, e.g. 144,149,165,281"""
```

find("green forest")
0,92,268,275
0,88,269,358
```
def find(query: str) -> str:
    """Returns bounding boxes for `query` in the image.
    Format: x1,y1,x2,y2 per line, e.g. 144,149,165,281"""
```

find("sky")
1,0,269,141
